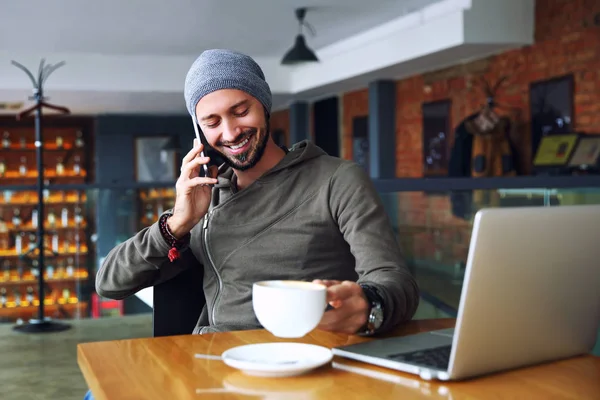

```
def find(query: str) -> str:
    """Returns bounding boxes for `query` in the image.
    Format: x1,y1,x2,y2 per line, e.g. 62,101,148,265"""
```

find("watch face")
372,305,384,329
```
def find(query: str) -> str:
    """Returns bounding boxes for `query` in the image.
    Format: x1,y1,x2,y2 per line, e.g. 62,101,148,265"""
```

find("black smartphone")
191,116,211,177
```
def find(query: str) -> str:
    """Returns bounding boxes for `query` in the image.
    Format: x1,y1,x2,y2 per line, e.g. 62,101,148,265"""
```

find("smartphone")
191,116,210,177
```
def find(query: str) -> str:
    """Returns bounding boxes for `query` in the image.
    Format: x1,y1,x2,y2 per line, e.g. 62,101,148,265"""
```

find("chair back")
153,265,205,337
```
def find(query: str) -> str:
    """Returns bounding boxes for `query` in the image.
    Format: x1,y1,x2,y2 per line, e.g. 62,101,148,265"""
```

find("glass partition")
0,188,91,324
1,183,598,355
378,187,600,355
0,185,176,326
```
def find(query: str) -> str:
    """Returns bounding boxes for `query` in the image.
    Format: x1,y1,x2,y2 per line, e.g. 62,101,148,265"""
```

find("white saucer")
221,342,333,378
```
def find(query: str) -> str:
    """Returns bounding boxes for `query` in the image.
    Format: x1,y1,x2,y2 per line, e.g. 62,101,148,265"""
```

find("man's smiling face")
196,89,269,171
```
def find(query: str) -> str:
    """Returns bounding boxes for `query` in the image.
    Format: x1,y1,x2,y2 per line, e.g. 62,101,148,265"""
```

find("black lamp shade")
281,35,319,65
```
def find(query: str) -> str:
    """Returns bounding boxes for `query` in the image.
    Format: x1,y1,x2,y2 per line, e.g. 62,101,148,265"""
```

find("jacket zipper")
202,210,222,325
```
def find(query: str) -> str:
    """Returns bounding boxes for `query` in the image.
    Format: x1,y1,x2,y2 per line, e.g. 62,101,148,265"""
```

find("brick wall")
271,0,600,266
269,108,290,146
341,89,368,160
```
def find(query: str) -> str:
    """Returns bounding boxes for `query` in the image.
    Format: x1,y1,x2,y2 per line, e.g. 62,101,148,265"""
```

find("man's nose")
221,118,240,142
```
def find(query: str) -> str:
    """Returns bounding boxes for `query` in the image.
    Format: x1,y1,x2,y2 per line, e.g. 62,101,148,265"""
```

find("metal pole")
12,59,71,333
34,89,45,321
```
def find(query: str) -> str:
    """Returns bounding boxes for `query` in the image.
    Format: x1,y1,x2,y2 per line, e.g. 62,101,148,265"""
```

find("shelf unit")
137,188,176,230
0,123,93,323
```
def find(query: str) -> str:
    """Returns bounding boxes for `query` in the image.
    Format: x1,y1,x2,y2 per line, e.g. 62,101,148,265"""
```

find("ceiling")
0,0,533,115
0,0,442,57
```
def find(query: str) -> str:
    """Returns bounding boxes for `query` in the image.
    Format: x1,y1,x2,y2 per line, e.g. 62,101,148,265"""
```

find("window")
422,100,451,176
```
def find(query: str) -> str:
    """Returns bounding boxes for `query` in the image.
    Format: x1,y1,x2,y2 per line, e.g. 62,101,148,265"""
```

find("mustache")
217,128,257,147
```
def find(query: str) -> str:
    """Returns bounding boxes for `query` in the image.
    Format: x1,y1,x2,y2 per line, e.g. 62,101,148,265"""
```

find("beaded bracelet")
158,213,190,262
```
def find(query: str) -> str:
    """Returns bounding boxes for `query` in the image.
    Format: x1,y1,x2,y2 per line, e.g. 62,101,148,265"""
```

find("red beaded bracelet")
158,213,190,262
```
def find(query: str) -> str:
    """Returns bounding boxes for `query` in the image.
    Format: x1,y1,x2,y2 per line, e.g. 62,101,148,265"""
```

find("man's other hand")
313,280,369,334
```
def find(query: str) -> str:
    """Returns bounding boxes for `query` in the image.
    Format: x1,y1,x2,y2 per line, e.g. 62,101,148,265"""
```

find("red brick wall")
393,0,600,265
341,89,368,160
270,0,600,265
270,109,290,147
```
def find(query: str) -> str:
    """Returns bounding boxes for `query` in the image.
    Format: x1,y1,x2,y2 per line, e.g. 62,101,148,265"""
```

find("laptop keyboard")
387,345,452,370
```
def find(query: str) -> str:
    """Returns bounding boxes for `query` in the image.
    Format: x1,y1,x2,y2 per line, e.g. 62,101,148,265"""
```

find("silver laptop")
333,205,600,381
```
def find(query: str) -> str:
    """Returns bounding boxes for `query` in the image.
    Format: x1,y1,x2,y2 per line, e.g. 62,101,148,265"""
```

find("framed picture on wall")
134,136,177,182
568,136,600,169
529,74,574,161
422,100,451,176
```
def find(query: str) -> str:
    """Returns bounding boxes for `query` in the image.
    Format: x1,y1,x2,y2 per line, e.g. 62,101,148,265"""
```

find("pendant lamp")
281,8,319,65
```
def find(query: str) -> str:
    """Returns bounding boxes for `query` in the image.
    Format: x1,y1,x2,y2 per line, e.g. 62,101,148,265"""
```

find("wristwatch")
358,284,384,335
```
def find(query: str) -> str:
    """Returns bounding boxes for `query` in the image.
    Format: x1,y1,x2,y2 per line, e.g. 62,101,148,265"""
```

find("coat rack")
11,58,71,333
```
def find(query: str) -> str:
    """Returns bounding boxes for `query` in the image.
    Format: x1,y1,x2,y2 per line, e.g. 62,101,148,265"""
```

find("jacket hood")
214,140,326,189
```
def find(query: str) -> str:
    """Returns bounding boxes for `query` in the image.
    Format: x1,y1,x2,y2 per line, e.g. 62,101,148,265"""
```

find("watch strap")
359,284,385,335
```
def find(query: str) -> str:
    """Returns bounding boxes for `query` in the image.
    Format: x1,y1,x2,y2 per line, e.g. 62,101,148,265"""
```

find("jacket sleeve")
95,214,200,300
328,161,420,333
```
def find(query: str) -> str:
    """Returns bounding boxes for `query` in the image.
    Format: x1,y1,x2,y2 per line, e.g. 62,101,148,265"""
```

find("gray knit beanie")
184,49,272,118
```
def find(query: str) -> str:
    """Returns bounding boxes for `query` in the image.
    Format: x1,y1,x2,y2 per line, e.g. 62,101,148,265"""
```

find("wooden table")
78,318,600,399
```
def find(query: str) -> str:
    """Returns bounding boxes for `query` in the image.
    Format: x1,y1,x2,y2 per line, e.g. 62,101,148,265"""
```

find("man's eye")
234,108,249,117
205,121,219,128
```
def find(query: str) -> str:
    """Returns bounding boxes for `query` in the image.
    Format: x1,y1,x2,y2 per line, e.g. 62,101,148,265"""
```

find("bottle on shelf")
47,209,56,228
46,264,54,279
3,190,13,203
64,233,72,253
0,288,7,307
56,135,64,149
0,220,8,250
51,233,59,253
57,259,66,278
31,208,38,228
0,158,5,177
73,156,81,175
16,259,23,280
31,260,39,278
19,136,26,149
74,207,83,226
28,233,36,251
26,286,34,303
12,208,22,227
62,288,70,303
61,207,69,227
2,131,10,149
74,233,81,253
2,260,10,281
15,232,24,255
14,289,21,307
75,130,84,148
19,156,27,176
66,257,74,277
56,157,65,176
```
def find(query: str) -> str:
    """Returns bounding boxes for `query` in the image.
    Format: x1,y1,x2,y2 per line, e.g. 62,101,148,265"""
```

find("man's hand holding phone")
167,139,218,239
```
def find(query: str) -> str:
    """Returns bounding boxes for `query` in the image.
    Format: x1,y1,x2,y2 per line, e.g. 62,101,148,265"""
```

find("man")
96,49,419,336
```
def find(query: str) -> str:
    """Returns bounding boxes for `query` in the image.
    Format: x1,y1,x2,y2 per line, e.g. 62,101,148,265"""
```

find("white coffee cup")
252,280,327,338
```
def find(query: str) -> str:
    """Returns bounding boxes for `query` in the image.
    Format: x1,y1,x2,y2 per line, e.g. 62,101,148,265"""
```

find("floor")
0,314,152,400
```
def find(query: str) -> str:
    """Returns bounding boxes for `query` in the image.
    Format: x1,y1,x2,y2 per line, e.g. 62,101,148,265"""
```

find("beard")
214,124,270,172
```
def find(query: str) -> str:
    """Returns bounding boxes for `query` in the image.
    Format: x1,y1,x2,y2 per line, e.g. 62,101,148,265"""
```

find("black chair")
152,265,205,337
